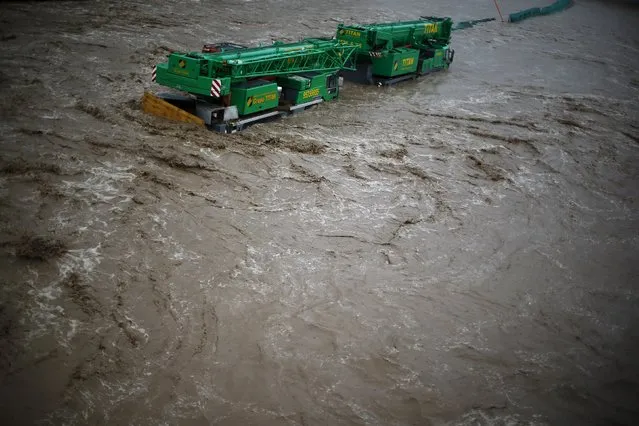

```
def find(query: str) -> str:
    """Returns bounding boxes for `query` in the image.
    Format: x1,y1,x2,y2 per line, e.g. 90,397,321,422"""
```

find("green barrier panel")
509,0,573,22
510,7,541,22
450,0,573,33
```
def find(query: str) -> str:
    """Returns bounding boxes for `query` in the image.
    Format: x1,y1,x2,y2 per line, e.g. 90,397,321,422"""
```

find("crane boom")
154,38,356,98
218,43,356,79
336,17,452,53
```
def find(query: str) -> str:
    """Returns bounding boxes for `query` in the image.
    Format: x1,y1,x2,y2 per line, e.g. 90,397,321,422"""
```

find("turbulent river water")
1,0,638,424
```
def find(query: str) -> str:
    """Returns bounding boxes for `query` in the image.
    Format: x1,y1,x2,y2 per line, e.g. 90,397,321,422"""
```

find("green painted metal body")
335,17,454,80
155,61,226,97
336,17,452,53
371,48,419,77
277,72,339,104
231,80,279,115
277,74,310,91
154,38,356,100
419,45,452,73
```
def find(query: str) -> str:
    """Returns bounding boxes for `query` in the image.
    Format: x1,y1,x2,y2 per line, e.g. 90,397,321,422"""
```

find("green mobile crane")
147,38,356,132
336,17,454,85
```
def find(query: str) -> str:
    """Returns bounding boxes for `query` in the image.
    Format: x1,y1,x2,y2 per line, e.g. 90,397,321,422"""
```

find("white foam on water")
437,89,514,110
148,230,200,263
450,409,548,426
198,147,221,160
21,244,103,350
345,400,379,424
24,300,65,341
59,245,102,277
514,350,560,371
124,314,150,344
29,282,62,301
61,162,135,205
66,318,81,341
151,211,168,230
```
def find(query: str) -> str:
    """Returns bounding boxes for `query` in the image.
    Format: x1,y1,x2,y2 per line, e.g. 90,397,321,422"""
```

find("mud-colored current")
1,0,638,424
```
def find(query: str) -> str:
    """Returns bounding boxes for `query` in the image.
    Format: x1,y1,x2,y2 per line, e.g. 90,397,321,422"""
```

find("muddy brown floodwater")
1,0,638,425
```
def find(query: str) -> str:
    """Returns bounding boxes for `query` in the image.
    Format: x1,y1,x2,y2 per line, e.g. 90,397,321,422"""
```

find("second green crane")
336,16,454,85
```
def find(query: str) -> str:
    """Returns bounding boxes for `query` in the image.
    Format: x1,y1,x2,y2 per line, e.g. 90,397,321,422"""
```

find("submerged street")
1,0,638,424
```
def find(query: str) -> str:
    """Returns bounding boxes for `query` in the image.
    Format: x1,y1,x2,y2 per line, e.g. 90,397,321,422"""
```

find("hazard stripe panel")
210,79,221,97
152,66,157,82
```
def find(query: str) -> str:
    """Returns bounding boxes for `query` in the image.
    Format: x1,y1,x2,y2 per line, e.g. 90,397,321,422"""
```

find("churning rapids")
1,0,638,424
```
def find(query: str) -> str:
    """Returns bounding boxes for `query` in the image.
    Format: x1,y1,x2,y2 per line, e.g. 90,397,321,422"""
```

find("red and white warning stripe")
151,66,157,82
210,79,221,97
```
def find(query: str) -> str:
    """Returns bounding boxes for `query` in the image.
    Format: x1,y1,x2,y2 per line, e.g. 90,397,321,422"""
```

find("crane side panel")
372,48,419,77
231,82,279,115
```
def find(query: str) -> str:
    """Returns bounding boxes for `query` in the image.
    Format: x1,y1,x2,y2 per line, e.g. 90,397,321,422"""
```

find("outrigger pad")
141,92,204,126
